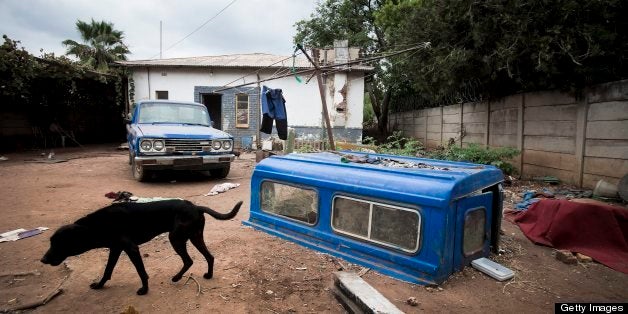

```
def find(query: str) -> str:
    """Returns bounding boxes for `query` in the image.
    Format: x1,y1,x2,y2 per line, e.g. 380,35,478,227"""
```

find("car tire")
128,151,133,165
210,163,230,179
132,158,150,182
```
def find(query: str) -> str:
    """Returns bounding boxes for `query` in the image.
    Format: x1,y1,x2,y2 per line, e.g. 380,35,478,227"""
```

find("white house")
117,42,373,148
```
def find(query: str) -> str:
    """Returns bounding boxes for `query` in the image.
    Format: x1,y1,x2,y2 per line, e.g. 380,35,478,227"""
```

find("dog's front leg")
90,248,122,290
123,244,150,295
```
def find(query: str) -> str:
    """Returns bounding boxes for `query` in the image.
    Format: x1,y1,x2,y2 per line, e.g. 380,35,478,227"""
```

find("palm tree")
62,19,130,72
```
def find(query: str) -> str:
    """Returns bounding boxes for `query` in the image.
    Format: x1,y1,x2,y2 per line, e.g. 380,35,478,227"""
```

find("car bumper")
134,154,234,170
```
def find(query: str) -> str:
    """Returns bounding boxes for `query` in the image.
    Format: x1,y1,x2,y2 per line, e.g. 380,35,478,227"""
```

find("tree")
294,0,394,135
377,0,628,105
62,19,130,72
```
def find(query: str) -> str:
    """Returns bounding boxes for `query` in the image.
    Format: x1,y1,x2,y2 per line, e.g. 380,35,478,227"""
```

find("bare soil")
0,145,626,313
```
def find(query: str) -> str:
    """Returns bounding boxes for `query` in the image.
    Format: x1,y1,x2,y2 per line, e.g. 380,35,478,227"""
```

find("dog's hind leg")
90,248,122,290
123,244,150,295
169,232,193,283
190,232,214,279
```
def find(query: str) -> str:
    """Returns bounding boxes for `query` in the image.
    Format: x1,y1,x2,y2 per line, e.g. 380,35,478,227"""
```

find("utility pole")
298,45,335,150
159,21,163,59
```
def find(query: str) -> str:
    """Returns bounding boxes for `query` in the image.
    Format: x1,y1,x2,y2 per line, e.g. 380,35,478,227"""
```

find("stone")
575,253,593,263
406,297,419,306
555,250,577,264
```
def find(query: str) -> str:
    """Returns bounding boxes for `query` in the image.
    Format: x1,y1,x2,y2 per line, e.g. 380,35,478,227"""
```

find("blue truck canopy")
245,151,504,285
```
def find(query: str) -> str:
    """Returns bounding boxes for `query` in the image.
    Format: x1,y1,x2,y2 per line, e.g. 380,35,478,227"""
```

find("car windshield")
137,102,210,126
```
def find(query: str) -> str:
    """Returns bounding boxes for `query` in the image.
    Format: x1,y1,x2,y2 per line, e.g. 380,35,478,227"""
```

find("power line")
212,43,430,92
150,0,238,59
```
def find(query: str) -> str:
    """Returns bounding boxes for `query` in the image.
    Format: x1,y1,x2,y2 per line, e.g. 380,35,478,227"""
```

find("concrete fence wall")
389,79,628,188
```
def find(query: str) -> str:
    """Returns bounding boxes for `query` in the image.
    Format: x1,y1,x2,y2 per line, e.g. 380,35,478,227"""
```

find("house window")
260,181,318,225
236,94,249,128
463,207,486,256
332,196,421,253
156,91,168,100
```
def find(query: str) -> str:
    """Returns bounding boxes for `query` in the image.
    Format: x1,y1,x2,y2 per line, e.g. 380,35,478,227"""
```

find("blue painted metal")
245,151,503,285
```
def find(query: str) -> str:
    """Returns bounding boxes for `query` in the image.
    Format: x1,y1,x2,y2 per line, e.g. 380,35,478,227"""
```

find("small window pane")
371,204,419,251
463,208,486,256
156,91,168,100
332,197,370,237
261,182,317,224
236,94,249,128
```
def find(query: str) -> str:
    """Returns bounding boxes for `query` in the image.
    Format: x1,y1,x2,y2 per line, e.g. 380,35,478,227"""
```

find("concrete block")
583,157,628,179
443,123,461,133
525,90,575,107
584,139,628,159
426,139,441,148
427,107,442,116
427,115,442,125
427,124,441,133
462,133,485,145
463,111,488,123
443,104,461,115
442,114,461,124
522,164,578,185
524,105,577,121
524,120,576,137
413,117,427,125
523,150,577,171
582,173,620,189
490,108,519,122
333,272,404,314
586,120,628,140
587,79,628,103
524,135,575,154
490,121,518,135
588,101,628,121
463,101,488,113
427,132,441,141
491,94,522,110
442,132,459,143
489,134,518,148
463,123,487,134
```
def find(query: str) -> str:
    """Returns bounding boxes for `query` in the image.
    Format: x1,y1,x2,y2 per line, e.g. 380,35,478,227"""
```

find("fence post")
575,91,589,187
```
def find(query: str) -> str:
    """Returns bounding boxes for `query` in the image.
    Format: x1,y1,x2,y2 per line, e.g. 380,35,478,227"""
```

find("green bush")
365,133,520,175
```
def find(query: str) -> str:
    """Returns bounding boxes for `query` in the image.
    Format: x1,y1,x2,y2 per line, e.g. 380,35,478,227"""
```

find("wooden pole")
307,48,335,150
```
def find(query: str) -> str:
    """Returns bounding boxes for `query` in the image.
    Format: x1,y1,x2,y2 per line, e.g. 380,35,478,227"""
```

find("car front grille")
164,139,210,152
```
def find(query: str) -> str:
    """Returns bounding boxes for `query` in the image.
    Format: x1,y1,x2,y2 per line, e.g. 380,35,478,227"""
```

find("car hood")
136,124,232,139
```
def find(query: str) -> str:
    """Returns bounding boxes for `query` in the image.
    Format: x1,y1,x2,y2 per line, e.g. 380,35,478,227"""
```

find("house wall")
130,67,366,143
388,79,628,188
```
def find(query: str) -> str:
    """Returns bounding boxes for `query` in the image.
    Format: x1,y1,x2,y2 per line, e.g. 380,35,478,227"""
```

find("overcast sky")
0,0,318,60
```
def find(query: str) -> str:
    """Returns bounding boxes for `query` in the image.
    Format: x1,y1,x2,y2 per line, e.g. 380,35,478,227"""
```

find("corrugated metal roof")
116,53,373,71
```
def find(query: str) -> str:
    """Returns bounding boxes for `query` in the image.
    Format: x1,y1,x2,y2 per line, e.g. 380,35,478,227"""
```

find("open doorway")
202,93,222,130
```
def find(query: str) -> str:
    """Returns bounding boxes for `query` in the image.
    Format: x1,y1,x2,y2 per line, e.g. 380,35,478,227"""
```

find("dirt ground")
0,144,626,313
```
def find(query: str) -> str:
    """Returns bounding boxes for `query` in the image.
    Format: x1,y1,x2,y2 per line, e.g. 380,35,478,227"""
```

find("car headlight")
213,140,222,150
153,140,164,151
140,140,152,151
222,140,232,150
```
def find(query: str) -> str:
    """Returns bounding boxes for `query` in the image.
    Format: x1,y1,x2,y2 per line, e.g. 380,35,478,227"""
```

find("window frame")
259,180,319,226
462,206,486,257
155,90,169,100
331,195,422,254
235,93,250,128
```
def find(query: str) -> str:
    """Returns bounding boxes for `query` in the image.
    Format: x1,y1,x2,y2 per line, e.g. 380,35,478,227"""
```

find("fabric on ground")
513,199,628,274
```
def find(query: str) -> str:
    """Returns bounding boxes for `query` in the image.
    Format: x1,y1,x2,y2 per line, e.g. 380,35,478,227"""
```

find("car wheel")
132,158,150,182
128,151,133,165
210,163,230,179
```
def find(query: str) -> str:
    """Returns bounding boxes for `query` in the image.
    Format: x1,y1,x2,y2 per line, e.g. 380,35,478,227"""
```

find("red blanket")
514,199,628,274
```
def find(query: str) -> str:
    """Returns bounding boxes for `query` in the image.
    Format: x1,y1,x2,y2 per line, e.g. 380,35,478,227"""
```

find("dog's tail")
198,201,243,220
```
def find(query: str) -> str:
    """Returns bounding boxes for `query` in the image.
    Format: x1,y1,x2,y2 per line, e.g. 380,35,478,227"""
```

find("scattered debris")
121,305,140,314
406,297,419,307
533,176,560,184
0,156,8,161
555,250,577,265
23,159,68,164
266,290,274,295
204,183,241,196
575,253,593,263
117,143,129,150
184,273,202,296
1,274,70,312
357,267,370,277
331,272,403,314
0,227,49,243
471,257,515,281
294,267,307,271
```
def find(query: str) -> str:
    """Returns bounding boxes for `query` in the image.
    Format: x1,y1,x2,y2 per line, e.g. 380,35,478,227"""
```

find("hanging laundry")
260,86,288,140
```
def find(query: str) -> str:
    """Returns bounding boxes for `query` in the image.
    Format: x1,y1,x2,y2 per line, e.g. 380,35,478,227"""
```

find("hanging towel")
260,86,288,140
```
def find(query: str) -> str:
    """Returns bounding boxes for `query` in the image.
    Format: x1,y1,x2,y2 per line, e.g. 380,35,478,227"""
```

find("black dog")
41,199,242,295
